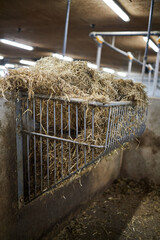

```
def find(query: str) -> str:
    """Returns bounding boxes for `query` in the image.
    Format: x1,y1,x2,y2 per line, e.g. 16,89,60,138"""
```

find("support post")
16,97,24,207
141,0,154,81
112,36,115,46
62,0,71,57
127,52,133,77
147,64,153,89
96,43,103,70
152,38,160,96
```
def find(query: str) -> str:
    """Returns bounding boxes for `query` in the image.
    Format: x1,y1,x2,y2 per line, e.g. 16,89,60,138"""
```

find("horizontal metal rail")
90,31,160,37
21,92,132,107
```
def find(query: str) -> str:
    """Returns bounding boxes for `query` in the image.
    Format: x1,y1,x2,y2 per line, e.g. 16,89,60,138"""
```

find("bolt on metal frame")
16,93,147,205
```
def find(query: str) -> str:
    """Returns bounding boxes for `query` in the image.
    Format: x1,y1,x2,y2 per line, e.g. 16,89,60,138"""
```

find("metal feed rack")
16,93,147,206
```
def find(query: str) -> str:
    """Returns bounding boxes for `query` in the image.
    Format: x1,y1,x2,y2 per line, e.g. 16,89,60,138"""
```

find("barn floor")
41,178,160,240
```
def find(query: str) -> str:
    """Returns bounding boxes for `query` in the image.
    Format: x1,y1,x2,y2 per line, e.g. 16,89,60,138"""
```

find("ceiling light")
143,37,159,53
0,55,4,60
103,67,115,74
5,63,15,68
20,60,36,66
87,62,97,69
0,39,34,51
102,0,130,22
117,72,127,77
52,53,73,61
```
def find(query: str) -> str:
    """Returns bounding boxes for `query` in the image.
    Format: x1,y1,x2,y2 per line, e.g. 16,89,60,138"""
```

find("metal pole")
112,36,115,46
89,31,160,37
141,0,154,81
62,0,71,57
96,43,103,70
128,59,132,77
152,39,160,96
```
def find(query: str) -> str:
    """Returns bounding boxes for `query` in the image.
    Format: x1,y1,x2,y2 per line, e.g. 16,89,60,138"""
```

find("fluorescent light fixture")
0,39,34,51
20,60,36,66
0,55,4,60
52,53,73,61
103,0,130,22
87,62,97,69
117,72,127,77
143,37,159,53
5,63,15,68
103,67,115,74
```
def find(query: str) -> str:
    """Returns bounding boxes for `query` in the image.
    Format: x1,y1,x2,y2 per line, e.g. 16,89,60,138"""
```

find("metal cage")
16,93,147,205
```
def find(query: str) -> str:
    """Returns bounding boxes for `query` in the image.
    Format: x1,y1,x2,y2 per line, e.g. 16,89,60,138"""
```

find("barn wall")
0,98,123,240
121,97,160,184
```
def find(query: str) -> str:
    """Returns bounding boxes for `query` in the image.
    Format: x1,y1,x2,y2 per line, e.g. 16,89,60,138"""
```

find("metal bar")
22,130,105,149
112,36,115,46
128,59,133,77
62,0,71,56
40,99,43,191
26,99,30,201
152,41,160,96
96,43,103,70
61,103,63,177
46,101,49,187
105,107,112,149
54,101,56,184
33,98,37,195
16,97,24,207
148,69,152,90
68,104,71,174
92,108,95,161
141,0,155,81
21,93,132,107
76,104,79,169
89,31,160,37
84,106,87,165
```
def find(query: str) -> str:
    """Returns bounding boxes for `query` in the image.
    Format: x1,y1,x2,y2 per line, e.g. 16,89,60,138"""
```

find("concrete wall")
121,98,160,184
0,98,123,240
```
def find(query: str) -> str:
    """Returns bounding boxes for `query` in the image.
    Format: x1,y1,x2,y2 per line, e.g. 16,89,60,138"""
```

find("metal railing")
16,93,147,205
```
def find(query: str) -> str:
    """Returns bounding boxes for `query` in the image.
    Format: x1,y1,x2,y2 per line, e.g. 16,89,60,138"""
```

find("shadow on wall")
121,129,160,184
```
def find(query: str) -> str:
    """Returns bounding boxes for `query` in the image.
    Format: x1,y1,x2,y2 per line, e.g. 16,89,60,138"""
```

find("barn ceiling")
0,0,160,72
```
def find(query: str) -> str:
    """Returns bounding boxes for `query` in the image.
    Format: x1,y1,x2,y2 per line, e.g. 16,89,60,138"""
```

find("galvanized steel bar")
89,31,160,37
26,99,30,201
76,105,79,169
92,108,95,161
141,0,155,81
33,98,37,195
84,106,87,165
16,97,24,207
128,59,133,77
46,101,49,187
96,43,103,70
54,101,56,184
61,103,64,177
62,0,71,56
68,104,71,174
40,99,43,191
105,107,111,149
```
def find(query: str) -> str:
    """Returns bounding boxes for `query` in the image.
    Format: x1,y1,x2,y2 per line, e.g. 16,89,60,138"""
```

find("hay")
0,57,148,201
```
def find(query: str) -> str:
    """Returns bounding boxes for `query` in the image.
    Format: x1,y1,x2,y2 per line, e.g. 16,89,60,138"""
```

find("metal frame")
16,93,147,205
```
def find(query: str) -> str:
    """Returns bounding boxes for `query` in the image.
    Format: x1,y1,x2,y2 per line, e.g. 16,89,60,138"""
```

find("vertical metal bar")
16,97,24,207
148,69,152,88
26,99,30,201
128,59,132,77
92,108,95,161
46,101,49,187
141,0,155,81
54,101,56,184
152,41,160,96
68,104,71,174
107,108,114,149
62,0,71,56
33,98,37,195
112,36,115,46
76,104,79,169
40,100,43,192
61,103,63,178
96,43,103,70
105,107,112,149
84,106,87,165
